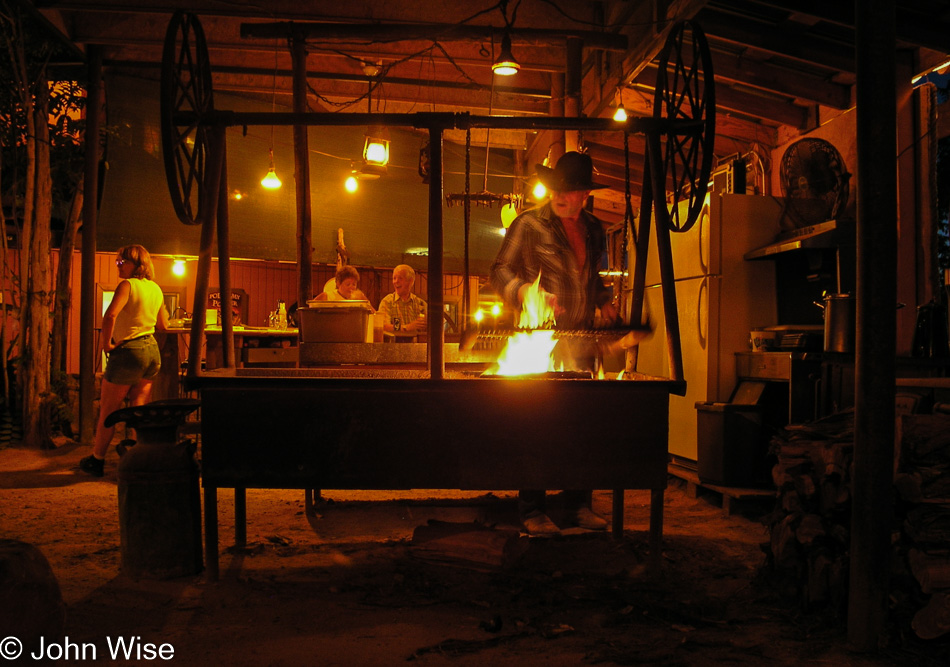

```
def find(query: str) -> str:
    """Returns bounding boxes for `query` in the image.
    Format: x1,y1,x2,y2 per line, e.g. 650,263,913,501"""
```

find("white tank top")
112,278,164,342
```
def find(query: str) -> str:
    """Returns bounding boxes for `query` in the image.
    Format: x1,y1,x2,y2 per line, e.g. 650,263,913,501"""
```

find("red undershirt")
561,216,587,269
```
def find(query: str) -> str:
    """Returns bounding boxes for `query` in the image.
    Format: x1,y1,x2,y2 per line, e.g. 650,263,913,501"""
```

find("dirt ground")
1,439,948,666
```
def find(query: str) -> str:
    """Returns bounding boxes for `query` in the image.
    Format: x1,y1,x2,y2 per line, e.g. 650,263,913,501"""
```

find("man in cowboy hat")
490,150,619,535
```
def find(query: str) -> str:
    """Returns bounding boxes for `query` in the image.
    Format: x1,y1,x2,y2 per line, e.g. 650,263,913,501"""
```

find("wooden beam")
701,49,852,109
697,7,856,72
631,70,810,129
738,0,950,53
241,22,629,51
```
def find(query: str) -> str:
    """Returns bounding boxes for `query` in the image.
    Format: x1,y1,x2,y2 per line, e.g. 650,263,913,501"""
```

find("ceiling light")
172,259,186,277
261,149,281,190
492,32,520,76
532,181,547,200
344,174,359,193
613,104,627,122
363,128,390,167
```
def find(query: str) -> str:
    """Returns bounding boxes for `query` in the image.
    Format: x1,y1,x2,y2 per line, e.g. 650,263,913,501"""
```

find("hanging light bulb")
261,148,281,190
532,181,547,200
492,32,520,76
613,86,628,122
344,174,359,193
172,258,186,277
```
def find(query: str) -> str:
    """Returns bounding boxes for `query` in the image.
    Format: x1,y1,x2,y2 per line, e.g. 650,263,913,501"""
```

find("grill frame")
193,369,674,578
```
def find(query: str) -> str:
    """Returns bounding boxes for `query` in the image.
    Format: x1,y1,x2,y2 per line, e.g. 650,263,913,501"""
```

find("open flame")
491,273,561,376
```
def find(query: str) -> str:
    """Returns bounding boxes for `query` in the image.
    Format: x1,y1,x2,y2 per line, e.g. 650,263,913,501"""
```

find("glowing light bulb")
261,167,281,190
613,105,627,122
473,309,485,323
345,175,359,192
532,181,547,200
491,303,502,318
172,259,186,277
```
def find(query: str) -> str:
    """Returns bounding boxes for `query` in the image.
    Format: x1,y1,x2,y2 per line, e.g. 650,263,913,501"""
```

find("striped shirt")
490,202,610,330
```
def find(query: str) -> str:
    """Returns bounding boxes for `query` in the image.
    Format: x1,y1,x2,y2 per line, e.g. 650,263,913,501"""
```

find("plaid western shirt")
490,202,610,330
378,292,427,331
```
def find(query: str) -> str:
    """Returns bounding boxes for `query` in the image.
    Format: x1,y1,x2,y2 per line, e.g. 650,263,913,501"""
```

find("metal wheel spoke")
161,10,214,225
651,20,715,233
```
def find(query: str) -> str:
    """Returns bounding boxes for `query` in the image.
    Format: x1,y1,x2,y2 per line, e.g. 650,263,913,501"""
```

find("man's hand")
406,314,426,332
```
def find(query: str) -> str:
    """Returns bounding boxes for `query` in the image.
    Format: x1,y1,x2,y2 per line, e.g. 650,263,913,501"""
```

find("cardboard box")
298,302,373,342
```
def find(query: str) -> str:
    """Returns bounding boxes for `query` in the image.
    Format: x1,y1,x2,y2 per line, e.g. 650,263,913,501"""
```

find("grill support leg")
204,486,218,581
234,487,246,547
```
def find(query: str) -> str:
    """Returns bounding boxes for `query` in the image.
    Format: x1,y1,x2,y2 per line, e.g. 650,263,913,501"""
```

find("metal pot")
912,299,949,358
815,294,855,353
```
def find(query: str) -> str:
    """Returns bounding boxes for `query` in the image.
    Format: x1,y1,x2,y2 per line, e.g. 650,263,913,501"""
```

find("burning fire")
491,273,560,376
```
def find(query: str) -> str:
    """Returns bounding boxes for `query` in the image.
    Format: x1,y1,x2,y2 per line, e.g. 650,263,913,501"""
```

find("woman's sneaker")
79,455,104,477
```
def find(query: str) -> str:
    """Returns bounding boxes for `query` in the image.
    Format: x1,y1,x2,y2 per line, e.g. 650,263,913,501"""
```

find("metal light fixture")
612,86,627,122
261,149,281,189
613,103,628,122
362,132,390,167
492,31,519,76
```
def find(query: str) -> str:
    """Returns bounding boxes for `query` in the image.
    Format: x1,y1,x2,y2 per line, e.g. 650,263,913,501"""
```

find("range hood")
744,219,840,260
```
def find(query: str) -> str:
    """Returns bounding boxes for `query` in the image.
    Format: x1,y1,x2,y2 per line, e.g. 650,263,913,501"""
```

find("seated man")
378,264,427,336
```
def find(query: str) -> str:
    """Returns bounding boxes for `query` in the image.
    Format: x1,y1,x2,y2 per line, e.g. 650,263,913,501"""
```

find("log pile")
896,413,950,639
763,409,855,613
764,408,950,638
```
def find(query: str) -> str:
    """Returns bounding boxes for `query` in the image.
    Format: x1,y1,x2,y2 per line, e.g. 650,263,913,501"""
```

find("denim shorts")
104,335,161,385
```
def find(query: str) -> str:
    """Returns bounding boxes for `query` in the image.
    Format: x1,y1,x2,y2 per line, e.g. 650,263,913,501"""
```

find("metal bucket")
818,294,855,353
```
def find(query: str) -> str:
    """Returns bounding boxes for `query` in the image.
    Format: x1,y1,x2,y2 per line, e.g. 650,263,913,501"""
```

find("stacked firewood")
764,407,950,637
896,413,950,639
764,409,855,613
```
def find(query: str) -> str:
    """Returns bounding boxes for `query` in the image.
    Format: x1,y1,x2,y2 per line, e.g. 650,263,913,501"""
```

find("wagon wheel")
652,20,715,233
160,11,214,226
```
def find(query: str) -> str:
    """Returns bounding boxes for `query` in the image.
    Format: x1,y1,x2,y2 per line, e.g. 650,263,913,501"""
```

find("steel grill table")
193,368,674,578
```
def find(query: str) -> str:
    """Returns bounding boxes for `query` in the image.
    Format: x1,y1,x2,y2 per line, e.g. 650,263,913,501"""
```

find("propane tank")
111,399,202,579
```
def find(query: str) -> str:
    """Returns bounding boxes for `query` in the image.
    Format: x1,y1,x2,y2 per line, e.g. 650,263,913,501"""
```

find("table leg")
648,486,664,570
234,487,246,547
204,486,218,581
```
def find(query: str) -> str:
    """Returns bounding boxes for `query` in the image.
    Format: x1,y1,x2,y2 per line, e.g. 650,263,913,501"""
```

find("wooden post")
848,0,897,651
427,126,444,379
216,140,234,368
187,129,225,379
291,32,313,308
564,37,583,153
79,46,102,445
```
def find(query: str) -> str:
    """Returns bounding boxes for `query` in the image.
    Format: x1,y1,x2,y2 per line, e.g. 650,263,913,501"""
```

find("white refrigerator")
635,193,783,462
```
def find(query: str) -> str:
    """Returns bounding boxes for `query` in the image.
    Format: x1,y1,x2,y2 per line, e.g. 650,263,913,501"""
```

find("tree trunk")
51,178,82,375
22,77,53,449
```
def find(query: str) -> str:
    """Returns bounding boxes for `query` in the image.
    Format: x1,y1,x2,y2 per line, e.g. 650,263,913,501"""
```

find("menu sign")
208,288,247,325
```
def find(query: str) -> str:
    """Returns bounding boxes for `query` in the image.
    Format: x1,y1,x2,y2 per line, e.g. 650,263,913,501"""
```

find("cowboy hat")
535,151,607,192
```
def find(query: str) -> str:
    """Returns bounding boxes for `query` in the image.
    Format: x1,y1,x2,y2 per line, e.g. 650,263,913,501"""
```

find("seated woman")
314,265,374,311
